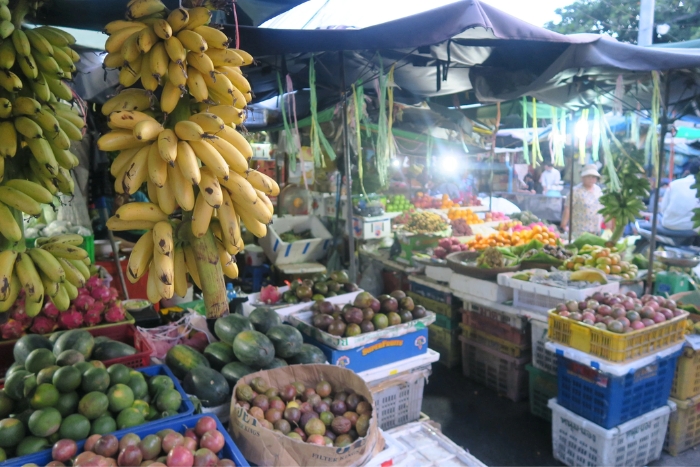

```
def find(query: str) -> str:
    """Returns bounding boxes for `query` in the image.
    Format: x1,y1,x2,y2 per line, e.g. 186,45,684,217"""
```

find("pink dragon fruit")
106,288,119,303
83,309,102,327
11,305,33,330
91,286,111,303
77,287,91,297
1,319,23,339
42,302,60,320
88,302,106,315
104,304,126,323
259,285,281,305
72,294,95,312
30,316,57,335
57,307,84,330
85,276,102,291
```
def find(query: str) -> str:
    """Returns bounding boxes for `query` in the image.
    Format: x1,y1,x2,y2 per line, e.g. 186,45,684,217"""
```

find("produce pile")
279,229,312,243
310,290,428,337
385,194,414,213
496,220,523,231
404,211,448,234
47,415,232,467
432,237,469,259
0,332,181,461
446,207,482,223
510,269,609,289
257,271,358,305
552,291,686,333
465,224,558,250
561,245,639,280
476,248,516,268
99,1,279,304
165,309,327,406
521,244,572,263
2,276,127,340
483,212,507,222
450,218,473,236
412,193,455,209
234,377,372,447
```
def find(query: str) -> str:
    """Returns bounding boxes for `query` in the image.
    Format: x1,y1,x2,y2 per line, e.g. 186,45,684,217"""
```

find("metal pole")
638,0,655,46
646,72,671,294
339,51,356,282
101,207,129,300
568,154,575,244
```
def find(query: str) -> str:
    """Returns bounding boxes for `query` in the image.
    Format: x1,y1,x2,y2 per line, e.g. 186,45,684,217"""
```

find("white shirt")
659,175,699,231
540,169,561,192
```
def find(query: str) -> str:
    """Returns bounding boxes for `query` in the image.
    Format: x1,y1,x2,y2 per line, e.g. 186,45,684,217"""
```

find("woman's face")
582,175,598,187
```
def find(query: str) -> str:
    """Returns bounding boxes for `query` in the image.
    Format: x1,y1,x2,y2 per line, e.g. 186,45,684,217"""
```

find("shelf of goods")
549,399,673,467
366,421,487,467
497,271,620,318
548,341,682,429
242,288,363,318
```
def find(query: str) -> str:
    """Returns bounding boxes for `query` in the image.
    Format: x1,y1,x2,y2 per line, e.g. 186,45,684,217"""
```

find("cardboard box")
260,215,333,265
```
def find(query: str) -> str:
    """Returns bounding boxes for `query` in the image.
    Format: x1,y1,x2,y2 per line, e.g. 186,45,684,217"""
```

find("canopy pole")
339,51,356,282
646,71,671,294
568,152,574,245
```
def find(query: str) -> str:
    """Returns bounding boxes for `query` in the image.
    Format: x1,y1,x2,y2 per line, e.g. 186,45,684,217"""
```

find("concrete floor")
422,363,700,467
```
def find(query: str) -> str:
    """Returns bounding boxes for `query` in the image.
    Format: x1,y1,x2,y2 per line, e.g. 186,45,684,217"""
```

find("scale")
653,250,700,295
277,184,311,216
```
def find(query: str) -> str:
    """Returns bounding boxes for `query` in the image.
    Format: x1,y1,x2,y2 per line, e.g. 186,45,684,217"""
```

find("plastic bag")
137,312,215,359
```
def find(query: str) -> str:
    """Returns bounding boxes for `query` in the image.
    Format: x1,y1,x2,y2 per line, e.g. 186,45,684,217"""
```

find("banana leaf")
521,252,564,265
632,253,649,269
572,233,607,249
496,247,518,258
512,240,545,256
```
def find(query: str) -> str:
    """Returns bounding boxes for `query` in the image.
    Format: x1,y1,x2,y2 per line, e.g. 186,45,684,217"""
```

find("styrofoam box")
259,215,332,265
353,215,392,239
366,421,487,467
450,273,513,304
549,398,674,467
358,349,441,382
242,288,362,318
425,264,453,283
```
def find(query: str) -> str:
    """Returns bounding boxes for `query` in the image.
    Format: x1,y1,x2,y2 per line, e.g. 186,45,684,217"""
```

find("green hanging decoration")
578,108,589,164
309,55,336,167
277,72,298,173
650,71,661,171
375,57,392,187
426,135,433,169
597,101,620,192
559,110,567,162
630,110,640,148
521,96,529,164
530,97,541,167
591,105,601,162
352,83,368,197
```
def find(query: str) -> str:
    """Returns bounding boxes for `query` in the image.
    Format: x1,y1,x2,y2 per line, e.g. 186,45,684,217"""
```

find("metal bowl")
654,250,700,268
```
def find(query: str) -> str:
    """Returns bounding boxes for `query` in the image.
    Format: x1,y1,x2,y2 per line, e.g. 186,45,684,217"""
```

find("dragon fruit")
85,276,102,291
72,294,95,312
104,304,126,323
57,307,84,330
83,309,102,327
91,286,111,303
30,316,57,335
11,305,33,330
259,285,281,305
1,319,23,339
106,288,119,303
42,302,60,320
88,302,106,315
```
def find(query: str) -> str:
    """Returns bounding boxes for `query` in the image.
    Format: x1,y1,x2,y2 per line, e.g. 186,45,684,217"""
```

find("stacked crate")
409,276,462,368
665,339,700,456
526,318,558,420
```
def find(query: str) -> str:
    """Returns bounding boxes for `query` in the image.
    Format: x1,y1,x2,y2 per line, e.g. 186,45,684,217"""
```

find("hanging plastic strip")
277,72,298,173
598,101,620,191
521,96,529,164
530,97,541,167
352,83,368,197
309,55,336,167
591,105,601,162
651,71,661,171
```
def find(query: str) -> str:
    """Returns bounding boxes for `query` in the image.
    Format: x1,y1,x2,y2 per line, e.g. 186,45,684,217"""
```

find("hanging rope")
521,96,529,164
651,71,661,171
309,55,336,167
530,98,541,167
613,75,624,116
277,72,298,173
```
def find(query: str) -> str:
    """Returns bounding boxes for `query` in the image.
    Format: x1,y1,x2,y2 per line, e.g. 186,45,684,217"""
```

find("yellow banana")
119,143,150,194
246,169,280,196
152,220,173,256
177,29,206,53
69,259,91,281
176,141,201,185
29,74,50,101
148,142,168,188
133,119,162,140
0,121,16,157
189,112,224,133
127,231,154,283
127,0,166,20
29,110,60,137
218,65,251,93
109,109,158,130
257,190,274,216
207,135,248,173
173,245,187,297
167,8,189,33
40,242,88,260
16,252,44,302
14,115,43,139
218,188,242,250
137,26,158,53
157,128,177,165
98,129,149,151
146,263,160,303
106,216,157,231
219,125,253,160
110,147,140,177
237,204,267,238
156,176,177,215
231,49,254,66
183,244,201,289
27,137,59,178
0,186,41,215
0,20,13,40
234,194,273,225
0,70,22,92
44,74,73,101
40,271,60,298
0,272,20,312
198,104,245,126
191,191,213,238
149,41,168,81
103,52,123,68
0,201,21,242
174,120,204,141
120,30,142,63
102,88,152,115
185,7,211,30
192,25,228,49
215,238,234,271
205,48,243,67
18,54,38,79
61,276,77,300
221,257,238,279
37,233,83,246
189,140,229,180
0,40,14,69
202,70,233,96
198,166,224,208
6,179,53,204
25,28,54,56
146,178,159,204
119,65,140,87
54,108,85,129
51,46,75,72
55,114,82,141
167,59,187,88
140,48,159,91
187,51,214,75
116,201,168,223
0,250,18,300
11,29,30,56
160,79,182,114
32,50,63,78
58,257,85,288
153,19,172,39
167,162,194,210
186,67,208,102
50,282,71,310
219,169,258,203
104,20,147,35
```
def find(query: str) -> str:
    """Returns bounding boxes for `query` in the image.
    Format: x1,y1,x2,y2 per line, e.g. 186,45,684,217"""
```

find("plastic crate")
0,364,195,467
549,398,673,467
461,307,530,346
408,276,456,305
459,323,530,358
665,394,700,456
433,312,459,330
460,336,530,402
527,364,557,421
428,325,461,368
672,345,700,400
408,291,456,319
556,348,680,429
366,366,431,430
547,309,688,362
530,319,558,375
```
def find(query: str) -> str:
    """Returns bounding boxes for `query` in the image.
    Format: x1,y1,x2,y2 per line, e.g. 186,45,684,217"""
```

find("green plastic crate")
527,364,557,421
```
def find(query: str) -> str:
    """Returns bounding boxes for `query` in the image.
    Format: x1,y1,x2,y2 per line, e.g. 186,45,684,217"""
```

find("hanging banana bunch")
100,0,279,305
0,0,89,316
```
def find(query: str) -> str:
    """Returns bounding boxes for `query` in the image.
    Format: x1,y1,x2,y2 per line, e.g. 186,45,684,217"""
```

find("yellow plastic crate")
547,310,688,362
664,395,700,456
672,347,700,400
459,323,531,358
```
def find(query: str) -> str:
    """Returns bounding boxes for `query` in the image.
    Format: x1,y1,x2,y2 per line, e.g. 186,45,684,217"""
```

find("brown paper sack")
230,364,385,466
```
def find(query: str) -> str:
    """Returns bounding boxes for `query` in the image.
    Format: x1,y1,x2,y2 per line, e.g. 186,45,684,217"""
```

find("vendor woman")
560,164,603,238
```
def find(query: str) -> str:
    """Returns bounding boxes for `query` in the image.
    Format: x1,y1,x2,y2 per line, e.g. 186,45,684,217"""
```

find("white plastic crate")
259,215,332,265
549,398,674,467
425,264,453,283
241,288,362,318
366,366,431,430
530,319,557,375
449,273,513,303
357,349,440,382
367,421,487,467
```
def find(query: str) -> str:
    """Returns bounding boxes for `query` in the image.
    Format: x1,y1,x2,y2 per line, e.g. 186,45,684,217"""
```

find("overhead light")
575,118,589,142
439,154,459,175
657,24,671,35
391,158,400,168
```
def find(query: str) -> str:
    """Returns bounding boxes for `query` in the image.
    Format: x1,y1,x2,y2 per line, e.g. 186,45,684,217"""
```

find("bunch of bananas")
599,156,650,242
99,0,278,305
0,233,90,316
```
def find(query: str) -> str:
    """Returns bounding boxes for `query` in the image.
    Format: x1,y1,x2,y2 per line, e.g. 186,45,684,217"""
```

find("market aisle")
424,364,700,467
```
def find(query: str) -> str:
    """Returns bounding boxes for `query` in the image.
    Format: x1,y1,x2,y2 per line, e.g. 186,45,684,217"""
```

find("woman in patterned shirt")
560,164,603,238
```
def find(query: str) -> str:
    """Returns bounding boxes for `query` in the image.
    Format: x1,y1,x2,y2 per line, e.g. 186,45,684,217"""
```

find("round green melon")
248,307,282,334
214,314,254,345
232,330,275,368
288,344,327,365
14,335,53,365
220,362,255,387
203,342,236,371
265,325,303,359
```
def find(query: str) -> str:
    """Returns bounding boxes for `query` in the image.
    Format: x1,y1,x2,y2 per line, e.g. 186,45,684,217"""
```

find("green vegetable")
571,233,607,250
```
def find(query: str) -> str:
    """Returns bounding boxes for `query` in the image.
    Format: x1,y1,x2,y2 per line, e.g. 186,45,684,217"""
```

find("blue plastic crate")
556,349,681,429
0,364,195,466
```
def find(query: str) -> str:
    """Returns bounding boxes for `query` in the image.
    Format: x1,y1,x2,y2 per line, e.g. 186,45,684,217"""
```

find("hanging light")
575,118,589,141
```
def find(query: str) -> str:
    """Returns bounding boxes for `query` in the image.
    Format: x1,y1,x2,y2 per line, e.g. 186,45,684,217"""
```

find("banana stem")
610,221,626,245
11,0,31,29
166,96,192,129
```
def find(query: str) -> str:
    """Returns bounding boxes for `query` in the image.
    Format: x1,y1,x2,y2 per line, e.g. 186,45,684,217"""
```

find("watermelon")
288,344,326,365
266,325,303,359
91,341,137,361
214,314,254,345
221,362,255,387
52,330,94,360
165,344,210,379
232,330,275,368
263,358,288,370
248,307,281,334
182,367,230,408
14,335,53,365
203,342,235,370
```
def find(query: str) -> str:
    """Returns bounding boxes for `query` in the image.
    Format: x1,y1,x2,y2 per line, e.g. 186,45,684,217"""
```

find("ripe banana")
50,283,70,311
149,42,168,81
189,140,229,180
177,29,206,53
0,273,20,313
246,169,281,196
167,8,189,34
119,144,150,194
174,120,204,141
16,252,44,303
183,244,201,289
98,130,150,151
102,88,152,115
198,166,224,208
207,135,248,173
237,205,267,238
35,233,84,246
127,231,154,283
193,26,228,49
168,163,195,211
133,119,162,140
167,59,187,87
156,176,178,215
186,67,208,102
187,51,214,76
106,216,157,231
219,125,253,160
58,257,85,288
148,142,168,188
0,201,21,242
157,129,177,165
218,189,242,251
116,201,168,223
191,191,213,238
137,26,158,53
0,121,16,157
40,242,88,260
189,112,224,133
160,79,182,114
0,249,18,301
176,141,201,185
6,179,54,204
69,259,91,281
153,19,172,40
185,7,211,30
146,263,160,304
219,169,258,203
153,220,173,256
109,110,159,130
0,186,42,215
153,249,174,299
